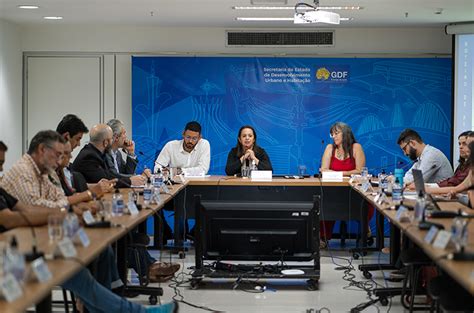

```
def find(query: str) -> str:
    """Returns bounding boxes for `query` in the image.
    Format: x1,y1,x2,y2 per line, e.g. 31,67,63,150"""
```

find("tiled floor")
122,240,430,313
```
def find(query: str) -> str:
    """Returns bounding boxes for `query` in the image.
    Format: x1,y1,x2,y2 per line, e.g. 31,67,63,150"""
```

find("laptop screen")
412,169,426,196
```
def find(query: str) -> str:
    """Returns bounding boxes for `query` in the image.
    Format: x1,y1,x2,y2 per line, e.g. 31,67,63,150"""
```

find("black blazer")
104,150,138,178
225,145,273,176
72,143,131,188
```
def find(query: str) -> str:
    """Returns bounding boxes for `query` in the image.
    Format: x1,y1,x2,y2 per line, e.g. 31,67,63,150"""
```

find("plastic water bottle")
392,177,402,203
63,206,80,238
3,236,25,283
451,217,468,251
112,189,124,216
241,162,249,178
378,170,388,190
250,160,257,173
143,178,153,205
153,170,163,189
414,190,426,222
394,168,404,188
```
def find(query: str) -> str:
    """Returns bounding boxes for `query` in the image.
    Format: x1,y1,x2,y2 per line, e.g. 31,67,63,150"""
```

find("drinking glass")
48,214,64,242
99,200,112,220
298,165,307,176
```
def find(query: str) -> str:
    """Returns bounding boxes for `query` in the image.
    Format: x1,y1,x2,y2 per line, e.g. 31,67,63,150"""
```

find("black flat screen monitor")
199,201,317,261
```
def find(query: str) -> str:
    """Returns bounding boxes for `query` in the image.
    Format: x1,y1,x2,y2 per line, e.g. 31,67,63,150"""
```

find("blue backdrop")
132,56,452,237
132,56,452,176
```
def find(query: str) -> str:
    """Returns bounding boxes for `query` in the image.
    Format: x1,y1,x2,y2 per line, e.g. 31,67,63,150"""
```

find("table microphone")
448,247,474,261
112,180,145,210
17,210,45,262
314,139,325,178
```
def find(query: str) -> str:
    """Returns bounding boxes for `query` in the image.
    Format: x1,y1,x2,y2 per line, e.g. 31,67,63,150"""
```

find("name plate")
0,273,23,302
424,226,439,244
128,202,139,216
161,184,170,194
250,170,272,181
31,257,52,283
433,230,452,249
82,210,95,225
395,205,410,223
57,238,77,258
75,228,90,247
322,171,343,182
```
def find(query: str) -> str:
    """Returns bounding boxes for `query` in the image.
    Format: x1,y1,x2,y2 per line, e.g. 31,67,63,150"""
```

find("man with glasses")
397,128,453,187
154,121,210,176
0,130,100,209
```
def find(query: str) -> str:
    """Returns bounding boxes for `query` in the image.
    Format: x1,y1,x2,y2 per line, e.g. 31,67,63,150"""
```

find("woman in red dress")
320,122,373,248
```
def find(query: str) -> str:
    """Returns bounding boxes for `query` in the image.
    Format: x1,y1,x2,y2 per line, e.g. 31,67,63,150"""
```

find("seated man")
0,140,178,313
106,119,151,179
1,130,102,210
105,119,178,282
397,128,453,187
56,114,89,150
72,124,146,188
154,121,210,176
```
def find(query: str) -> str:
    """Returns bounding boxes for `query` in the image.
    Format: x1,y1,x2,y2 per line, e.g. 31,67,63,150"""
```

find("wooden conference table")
175,175,369,249
0,183,185,313
2,175,473,312
352,183,474,296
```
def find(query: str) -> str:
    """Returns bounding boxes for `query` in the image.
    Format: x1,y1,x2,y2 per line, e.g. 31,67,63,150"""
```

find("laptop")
413,169,443,211
412,169,426,196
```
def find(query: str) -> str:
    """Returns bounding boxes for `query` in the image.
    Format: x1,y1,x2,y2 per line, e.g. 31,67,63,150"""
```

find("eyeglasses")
184,135,199,142
400,141,410,152
45,145,64,161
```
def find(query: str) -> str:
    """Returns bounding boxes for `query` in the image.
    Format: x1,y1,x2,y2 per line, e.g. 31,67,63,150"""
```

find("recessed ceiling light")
43,16,63,20
18,5,39,9
236,17,352,21
233,6,362,10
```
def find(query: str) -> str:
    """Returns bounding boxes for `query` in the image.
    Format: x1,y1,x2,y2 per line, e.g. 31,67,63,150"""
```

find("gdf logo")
331,71,348,79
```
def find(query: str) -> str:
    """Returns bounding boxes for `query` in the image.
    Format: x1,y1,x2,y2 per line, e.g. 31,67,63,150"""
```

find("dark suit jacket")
72,143,131,188
105,150,138,178
225,145,273,176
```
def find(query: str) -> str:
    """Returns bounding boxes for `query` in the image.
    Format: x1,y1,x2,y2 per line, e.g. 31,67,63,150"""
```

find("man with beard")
1,130,100,210
72,124,145,188
153,121,210,175
397,128,453,187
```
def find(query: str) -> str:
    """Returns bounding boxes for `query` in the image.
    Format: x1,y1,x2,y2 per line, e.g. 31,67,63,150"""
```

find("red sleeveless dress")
320,147,374,240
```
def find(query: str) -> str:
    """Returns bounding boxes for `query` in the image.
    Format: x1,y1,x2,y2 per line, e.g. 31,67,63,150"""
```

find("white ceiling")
0,0,472,28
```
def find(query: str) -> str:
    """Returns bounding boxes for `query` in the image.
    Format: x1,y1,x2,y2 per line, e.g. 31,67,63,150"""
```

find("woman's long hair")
330,122,357,159
236,125,258,158
458,131,472,168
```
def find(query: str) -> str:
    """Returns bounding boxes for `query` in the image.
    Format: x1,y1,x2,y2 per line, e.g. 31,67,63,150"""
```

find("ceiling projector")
294,1,340,24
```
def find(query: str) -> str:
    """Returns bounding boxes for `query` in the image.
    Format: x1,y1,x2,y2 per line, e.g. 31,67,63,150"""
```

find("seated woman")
426,131,473,195
320,122,369,248
225,125,272,176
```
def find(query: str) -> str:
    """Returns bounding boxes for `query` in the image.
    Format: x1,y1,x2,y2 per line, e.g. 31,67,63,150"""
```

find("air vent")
226,31,334,47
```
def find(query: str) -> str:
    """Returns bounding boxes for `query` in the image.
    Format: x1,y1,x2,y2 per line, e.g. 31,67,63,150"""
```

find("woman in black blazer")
225,125,272,176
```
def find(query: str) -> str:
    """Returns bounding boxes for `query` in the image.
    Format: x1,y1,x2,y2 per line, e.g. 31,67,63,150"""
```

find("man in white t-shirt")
154,121,210,176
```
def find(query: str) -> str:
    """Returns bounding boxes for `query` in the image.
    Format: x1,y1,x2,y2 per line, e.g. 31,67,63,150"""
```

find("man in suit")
72,124,146,187
106,119,150,179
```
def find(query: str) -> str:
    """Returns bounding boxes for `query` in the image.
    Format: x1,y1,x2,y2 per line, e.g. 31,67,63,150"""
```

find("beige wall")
0,19,22,171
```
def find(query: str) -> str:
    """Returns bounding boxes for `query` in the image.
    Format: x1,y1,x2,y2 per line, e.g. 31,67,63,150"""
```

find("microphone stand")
17,210,45,262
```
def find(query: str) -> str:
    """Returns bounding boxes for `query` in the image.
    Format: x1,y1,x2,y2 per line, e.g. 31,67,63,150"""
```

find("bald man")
72,124,146,188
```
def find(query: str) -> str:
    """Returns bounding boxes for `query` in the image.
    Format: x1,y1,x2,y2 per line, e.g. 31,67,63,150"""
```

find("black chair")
428,275,474,313
400,247,432,312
